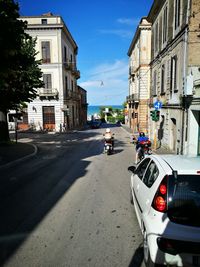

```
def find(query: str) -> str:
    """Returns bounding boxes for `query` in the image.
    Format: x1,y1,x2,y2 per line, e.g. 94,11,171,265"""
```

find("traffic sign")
154,101,162,110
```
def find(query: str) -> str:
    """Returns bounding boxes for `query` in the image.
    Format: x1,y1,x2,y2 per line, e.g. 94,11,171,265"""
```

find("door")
43,106,55,130
131,158,151,228
170,118,176,151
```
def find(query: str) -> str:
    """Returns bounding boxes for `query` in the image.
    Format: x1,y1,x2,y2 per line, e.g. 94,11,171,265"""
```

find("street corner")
0,142,37,169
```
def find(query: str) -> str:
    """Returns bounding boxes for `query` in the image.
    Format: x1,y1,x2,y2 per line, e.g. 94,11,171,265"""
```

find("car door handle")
146,199,150,205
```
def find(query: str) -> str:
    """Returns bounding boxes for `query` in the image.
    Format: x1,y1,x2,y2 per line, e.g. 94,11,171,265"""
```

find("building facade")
127,18,151,134
17,13,86,132
148,0,200,155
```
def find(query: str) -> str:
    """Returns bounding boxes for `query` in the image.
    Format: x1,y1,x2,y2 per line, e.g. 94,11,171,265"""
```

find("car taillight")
152,175,168,212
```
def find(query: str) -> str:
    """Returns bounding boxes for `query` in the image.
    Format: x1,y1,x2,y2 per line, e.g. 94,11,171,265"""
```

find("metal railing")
38,88,58,97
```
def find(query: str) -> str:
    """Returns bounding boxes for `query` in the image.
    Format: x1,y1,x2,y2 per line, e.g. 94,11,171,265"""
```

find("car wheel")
130,188,133,204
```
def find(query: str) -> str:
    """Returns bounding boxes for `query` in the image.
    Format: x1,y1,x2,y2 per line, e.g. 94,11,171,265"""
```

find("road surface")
0,124,145,267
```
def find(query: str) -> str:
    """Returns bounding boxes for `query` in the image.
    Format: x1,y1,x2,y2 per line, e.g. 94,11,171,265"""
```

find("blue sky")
18,0,154,106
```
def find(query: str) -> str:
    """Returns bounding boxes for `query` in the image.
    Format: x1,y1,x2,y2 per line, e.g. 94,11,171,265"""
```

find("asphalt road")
0,124,145,267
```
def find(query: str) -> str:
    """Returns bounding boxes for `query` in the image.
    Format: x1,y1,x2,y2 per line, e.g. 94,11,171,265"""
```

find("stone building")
15,13,87,132
127,18,151,134
148,0,200,155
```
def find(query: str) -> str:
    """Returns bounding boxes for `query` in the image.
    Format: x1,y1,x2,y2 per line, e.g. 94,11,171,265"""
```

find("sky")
18,0,154,106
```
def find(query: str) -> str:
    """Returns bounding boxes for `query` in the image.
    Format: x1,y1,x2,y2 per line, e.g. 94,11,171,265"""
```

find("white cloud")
117,18,140,26
79,59,128,105
98,29,133,39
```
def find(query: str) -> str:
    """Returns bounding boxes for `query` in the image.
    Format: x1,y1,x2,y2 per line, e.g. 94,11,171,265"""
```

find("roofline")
127,17,151,56
147,0,165,23
78,85,87,92
20,14,78,54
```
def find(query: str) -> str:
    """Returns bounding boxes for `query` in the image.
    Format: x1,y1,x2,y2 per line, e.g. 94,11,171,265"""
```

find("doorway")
170,118,176,151
42,106,55,130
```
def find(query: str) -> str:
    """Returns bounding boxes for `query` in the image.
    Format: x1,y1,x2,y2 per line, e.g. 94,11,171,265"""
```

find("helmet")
139,132,145,137
106,128,111,133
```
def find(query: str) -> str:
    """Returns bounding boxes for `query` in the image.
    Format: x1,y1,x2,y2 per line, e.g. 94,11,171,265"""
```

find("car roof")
152,154,200,174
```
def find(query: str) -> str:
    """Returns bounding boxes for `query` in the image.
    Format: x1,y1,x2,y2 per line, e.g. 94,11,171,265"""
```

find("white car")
128,155,200,267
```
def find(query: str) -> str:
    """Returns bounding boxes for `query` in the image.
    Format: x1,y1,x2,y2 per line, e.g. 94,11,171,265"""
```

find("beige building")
127,18,151,134
148,0,200,155
16,13,87,132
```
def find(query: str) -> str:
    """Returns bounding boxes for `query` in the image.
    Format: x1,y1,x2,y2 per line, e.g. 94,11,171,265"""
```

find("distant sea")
88,105,123,117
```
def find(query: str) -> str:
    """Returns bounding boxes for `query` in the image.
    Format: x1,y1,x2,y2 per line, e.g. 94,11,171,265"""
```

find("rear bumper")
143,211,200,266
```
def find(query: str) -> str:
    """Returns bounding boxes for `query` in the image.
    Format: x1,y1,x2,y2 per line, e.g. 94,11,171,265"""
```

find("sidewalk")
0,142,37,168
121,124,174,155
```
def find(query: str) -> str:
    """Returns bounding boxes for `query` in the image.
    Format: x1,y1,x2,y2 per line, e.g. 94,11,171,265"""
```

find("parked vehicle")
90,120,101,129
128,155,200,267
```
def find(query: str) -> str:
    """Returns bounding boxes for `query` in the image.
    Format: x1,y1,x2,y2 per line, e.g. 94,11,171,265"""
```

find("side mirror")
128,165,136,173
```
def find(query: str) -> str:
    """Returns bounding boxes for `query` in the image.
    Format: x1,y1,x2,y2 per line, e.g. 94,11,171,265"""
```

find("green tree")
0,0,43,141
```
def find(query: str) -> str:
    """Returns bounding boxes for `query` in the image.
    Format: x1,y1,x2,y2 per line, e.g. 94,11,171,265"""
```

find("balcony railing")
66,90,80,100
126,93,139,103
38,88,58,97
63,61,80,79
63,61,72,70
129,66,138,76
72,69,80,79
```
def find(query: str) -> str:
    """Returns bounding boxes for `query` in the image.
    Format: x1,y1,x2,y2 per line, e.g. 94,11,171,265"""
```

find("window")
143,161,159,187
170,55,178,95
154,21,159,53
153,70,157,96
175,0,181,30
41,19,47,25
64,46,67,62
71,80,74,91
43,74,52,89
161,64,166,95
135,158,151,180
168,175,200,227
162,5,168,44
41,41,50,63
65,76,68,91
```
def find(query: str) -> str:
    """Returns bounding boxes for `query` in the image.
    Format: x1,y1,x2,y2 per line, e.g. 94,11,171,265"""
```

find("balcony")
63,61,80,79
71,64,80,79
129,66,138,76
38,88,58,98
63,61,72,70
66,90,80,101
126,93,139,103
72,69,80,79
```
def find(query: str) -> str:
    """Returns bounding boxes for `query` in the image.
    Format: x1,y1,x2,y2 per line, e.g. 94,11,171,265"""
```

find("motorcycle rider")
104,128,114,149
135,132,149,164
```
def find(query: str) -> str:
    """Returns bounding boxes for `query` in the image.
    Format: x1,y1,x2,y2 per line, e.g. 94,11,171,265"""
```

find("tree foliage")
0,0,43,141
0,0,43,112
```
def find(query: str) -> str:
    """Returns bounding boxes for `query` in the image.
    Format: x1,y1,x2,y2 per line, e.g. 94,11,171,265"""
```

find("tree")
0,0,43,141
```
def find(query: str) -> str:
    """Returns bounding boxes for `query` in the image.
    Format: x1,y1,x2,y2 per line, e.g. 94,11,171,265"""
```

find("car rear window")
168,175,200,227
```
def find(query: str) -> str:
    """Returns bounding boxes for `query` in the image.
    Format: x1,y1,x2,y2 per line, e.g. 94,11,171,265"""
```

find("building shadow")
0,129,103,265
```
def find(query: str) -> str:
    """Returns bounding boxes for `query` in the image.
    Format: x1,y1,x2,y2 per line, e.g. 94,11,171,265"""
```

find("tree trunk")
0,110,10,142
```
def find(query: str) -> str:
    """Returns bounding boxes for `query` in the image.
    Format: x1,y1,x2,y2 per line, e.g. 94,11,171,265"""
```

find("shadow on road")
128,243,144,267
0,129,106,265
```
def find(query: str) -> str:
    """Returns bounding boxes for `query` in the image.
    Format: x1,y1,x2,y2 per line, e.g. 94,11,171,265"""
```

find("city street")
0,125,145,267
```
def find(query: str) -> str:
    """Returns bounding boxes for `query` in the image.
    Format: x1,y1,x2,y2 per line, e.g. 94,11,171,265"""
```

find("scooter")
104,138,114,155
138,140,152,161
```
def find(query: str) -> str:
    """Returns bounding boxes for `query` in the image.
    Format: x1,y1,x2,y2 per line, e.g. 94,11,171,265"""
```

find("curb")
0,143,38,170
